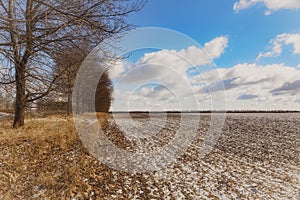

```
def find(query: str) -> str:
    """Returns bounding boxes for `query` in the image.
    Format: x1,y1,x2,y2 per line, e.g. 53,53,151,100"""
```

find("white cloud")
109,36,300,111
137,36,228,69
112,62,300,111
204,36,228,59
204,36,229,59
110,36,228,111
109,61,127,79
234,0,300,14
191,63,300,95
191,63,300,110
110,36,228,85
257,33,300,60
271,80,300,94
201,63,300,90
233,0,260,12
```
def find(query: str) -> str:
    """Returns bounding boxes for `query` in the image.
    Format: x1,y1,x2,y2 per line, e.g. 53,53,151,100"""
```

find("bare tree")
52,44,90,115
52,44,113,115
0,0,145,128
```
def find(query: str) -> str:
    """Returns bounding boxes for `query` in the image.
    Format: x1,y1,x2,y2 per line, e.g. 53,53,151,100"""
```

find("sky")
108,0,300,111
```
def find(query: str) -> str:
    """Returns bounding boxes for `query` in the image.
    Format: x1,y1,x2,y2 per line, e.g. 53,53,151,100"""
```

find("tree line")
0,0,145,128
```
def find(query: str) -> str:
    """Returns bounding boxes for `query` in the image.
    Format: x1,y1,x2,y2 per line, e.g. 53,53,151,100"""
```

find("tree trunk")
13,99,25,128
13,63,26,128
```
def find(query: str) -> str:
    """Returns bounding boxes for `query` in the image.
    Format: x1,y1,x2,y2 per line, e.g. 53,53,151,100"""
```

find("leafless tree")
52,44,113,115
0,0,145,128
52,44,90,115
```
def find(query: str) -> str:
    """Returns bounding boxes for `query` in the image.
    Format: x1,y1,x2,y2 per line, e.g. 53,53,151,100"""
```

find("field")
0,113,299,199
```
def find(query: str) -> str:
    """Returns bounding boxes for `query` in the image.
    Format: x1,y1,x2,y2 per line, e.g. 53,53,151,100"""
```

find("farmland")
0,113,299,199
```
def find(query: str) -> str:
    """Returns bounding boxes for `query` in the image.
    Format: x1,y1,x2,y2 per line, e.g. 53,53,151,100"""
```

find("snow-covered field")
94,113,300,199
1,113,299,199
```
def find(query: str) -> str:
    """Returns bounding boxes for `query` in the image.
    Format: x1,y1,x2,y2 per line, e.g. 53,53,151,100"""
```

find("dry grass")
0,114,148,199
0,116,80,199
0,115,76,148
0,112,107,142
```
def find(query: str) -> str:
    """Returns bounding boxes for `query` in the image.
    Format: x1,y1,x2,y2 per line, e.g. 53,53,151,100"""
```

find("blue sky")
109,0,300,111
127,0,300,67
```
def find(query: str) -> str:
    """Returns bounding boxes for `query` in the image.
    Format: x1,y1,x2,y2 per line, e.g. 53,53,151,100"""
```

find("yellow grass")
0,113,108,140
0,114,111,199
0,113,108,155
0,115,77,150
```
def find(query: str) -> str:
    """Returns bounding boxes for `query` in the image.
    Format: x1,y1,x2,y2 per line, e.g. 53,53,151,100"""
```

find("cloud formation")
194,63,300,91
257,33,300,60
233,0,300,14
112,62,300,111
204,36,229,59
109,36,300,111
137,36,229,68
111,36,228,85
194,63,300,110
271,80,300,95
110,36,228,111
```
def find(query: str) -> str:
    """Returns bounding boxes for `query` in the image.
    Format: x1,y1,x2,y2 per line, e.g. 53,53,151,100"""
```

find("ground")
0,113,299,199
